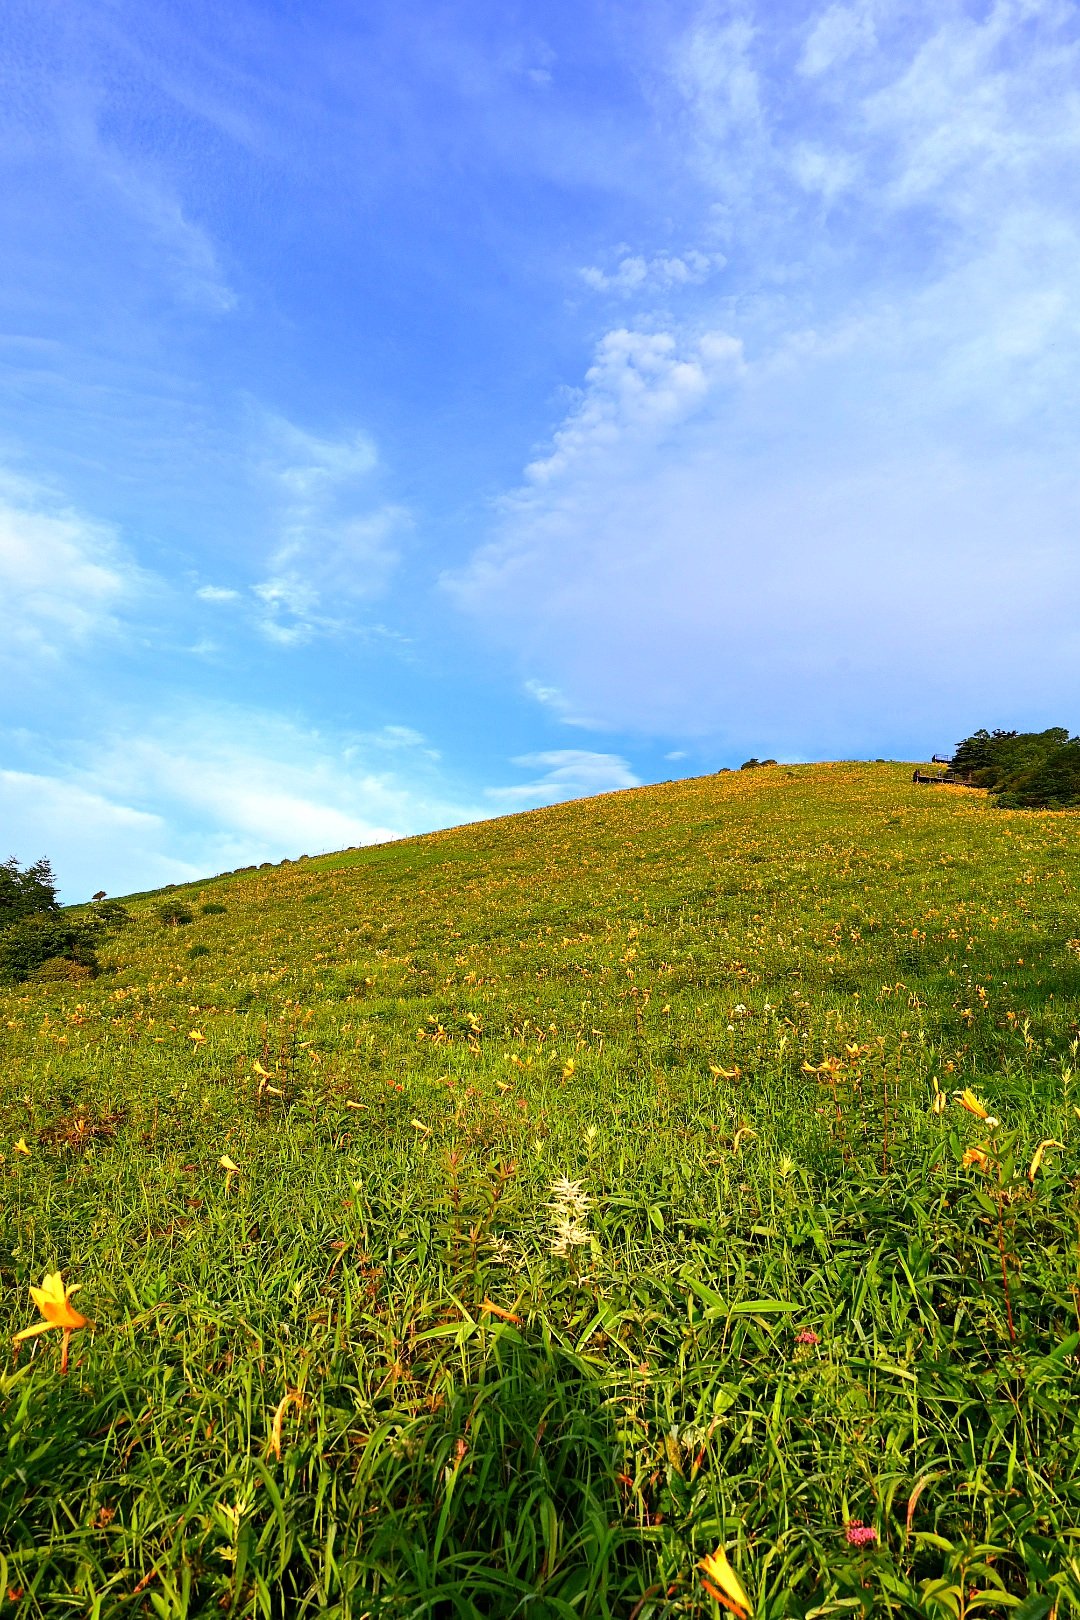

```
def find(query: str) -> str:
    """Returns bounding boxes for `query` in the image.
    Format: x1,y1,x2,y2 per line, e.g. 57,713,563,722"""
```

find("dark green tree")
950,727,1080,809
0,856,59,928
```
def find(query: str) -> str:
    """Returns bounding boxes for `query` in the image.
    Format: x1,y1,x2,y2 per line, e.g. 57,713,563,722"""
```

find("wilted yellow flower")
961,1147,991,1171
699,1545,753,1617
561,1059,576,1079
931,1082,948,1116
14,1271,91,1374
1028,1139,1063,1182
14,1137,30,1156
218,1154,240,1173
188,1030,206,1044
954,1089,999,1127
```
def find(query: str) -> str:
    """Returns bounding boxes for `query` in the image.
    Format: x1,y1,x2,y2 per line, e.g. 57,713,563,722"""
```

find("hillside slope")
2,763,1079,1616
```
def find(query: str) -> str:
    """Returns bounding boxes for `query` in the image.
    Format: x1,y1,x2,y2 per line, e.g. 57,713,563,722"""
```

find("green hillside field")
2,762,1079,1618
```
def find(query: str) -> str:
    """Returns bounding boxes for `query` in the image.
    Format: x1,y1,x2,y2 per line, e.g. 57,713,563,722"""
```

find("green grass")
1,762,1079,1618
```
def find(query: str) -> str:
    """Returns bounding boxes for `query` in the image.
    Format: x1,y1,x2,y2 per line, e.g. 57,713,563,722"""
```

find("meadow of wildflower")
1,762,1079,1618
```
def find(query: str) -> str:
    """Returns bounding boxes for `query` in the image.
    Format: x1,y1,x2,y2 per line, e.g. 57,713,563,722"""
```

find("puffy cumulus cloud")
579,250,725,297
251,415,409,644
519,327,744,487
486,750,640,806
0,474,143,660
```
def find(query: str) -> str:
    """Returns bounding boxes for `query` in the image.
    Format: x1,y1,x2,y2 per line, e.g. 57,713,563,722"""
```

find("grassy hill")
2,762,1079,1617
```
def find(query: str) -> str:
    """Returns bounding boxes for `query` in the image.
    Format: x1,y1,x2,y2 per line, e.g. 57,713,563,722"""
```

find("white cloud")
580,249,725,297
523,678,595,728
252,414,409,643
518,327,744,487
51,87,237,314
196,585,240,603
791,142,858,200
0,769,196,902
0,474,142,659
861,4,1080,214
486,750,640,806
799,3,876,78
7,704,497,899
673,16,762,142
266,417,379,499
446,2,1080,757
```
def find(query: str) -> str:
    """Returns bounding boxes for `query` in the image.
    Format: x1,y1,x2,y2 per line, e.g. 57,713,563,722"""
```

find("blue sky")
2,0,1079,899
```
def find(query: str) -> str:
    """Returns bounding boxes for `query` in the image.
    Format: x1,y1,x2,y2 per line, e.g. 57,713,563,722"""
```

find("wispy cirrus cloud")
1,705,485,900
250,414,410,645
486,750,639,805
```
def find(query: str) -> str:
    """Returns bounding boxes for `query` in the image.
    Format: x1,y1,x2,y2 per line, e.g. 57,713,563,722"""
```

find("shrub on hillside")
157,902,194,927
0,913,100,985
84,898,133,933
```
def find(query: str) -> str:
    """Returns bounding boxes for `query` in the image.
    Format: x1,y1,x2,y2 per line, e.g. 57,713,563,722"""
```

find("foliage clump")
951,726,1080,808
0,859,132,984
156,901,194,927
0,856,59,927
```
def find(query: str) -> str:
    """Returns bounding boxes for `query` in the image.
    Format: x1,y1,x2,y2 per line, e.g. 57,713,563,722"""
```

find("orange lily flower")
699,1545,753,1617
953,1089,999,1127
14,1271,91,1374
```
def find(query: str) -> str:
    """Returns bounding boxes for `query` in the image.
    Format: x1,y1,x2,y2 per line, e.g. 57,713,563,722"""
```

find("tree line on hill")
950,726,1080,809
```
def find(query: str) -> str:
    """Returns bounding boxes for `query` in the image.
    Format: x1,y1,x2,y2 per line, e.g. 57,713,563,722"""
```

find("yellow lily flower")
218,1154,240,1173
14,1137,30,1155
699,1545,753,1617
961,1147,991,1171
14,1271,91,1374
953,1089,999,1127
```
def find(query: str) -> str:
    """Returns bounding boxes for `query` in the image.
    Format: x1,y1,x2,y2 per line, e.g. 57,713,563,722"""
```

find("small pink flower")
795,1330,820,1346
845,1521,877,1548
